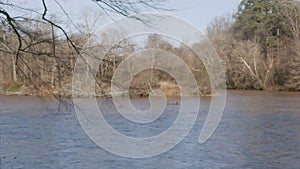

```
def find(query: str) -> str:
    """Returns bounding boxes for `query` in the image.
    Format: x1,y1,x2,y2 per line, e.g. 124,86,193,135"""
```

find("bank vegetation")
0,0,299,97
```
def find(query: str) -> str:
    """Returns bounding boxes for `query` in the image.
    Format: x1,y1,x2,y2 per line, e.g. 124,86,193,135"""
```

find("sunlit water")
0,90,299,168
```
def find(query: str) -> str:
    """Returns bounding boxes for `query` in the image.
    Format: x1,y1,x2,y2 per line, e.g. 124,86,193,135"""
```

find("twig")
41,0,80,55
0,8,22,64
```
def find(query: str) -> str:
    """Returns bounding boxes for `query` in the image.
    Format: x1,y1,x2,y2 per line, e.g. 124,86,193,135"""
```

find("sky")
164,0,241,31
16,0,241,33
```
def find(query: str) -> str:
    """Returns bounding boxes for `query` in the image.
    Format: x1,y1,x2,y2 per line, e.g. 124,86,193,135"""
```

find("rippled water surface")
0,90,299,168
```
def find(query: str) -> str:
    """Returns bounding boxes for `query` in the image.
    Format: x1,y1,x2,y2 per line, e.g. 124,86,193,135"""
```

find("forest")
0,0,299,97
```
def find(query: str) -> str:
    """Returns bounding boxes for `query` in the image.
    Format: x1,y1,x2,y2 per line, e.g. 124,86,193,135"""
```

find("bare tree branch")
41,0,80,54
0,8,22,64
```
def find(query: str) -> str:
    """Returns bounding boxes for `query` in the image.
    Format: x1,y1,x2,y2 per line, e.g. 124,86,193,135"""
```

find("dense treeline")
207,0,300,91
0,26,209,96
0,0,299,97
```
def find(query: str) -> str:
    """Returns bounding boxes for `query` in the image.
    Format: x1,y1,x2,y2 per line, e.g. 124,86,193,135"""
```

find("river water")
0,90,299,168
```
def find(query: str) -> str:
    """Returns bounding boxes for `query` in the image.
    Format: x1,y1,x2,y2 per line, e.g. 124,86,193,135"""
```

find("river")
0,90,299,168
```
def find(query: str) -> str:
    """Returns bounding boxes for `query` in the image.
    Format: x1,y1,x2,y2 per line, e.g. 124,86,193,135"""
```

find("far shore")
1,88,298,98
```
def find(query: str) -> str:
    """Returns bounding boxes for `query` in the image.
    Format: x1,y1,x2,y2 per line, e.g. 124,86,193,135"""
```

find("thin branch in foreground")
0,8,22,64
41,0,80,55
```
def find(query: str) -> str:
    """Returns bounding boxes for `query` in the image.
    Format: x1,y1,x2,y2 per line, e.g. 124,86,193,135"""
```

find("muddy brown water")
0,90,299,168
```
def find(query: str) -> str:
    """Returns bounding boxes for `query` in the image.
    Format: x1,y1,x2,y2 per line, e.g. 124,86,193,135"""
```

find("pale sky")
11,0,241,32
164,0,241,31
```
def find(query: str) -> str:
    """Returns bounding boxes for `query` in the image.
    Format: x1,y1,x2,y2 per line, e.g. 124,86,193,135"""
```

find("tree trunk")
11,55,17,82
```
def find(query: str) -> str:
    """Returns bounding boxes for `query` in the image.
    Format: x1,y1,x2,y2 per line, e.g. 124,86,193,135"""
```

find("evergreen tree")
233,0,285,47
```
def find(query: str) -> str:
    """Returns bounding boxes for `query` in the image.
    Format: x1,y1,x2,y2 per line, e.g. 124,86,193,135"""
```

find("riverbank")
0,83,298,98
0,81,213,98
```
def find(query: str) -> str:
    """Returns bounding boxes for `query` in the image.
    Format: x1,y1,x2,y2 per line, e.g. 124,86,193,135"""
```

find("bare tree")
0,0,167,96
279,0,300,90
